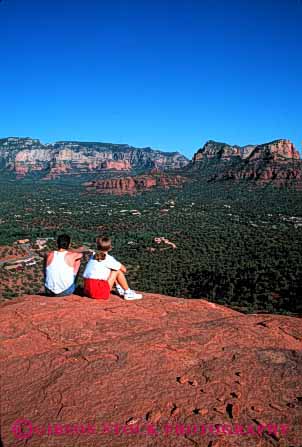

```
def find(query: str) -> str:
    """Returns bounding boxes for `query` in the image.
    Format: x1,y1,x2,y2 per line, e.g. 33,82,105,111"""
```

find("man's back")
45,250,80,295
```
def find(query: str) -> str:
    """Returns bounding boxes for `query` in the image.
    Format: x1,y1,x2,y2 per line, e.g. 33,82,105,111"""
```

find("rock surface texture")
1,293,301,447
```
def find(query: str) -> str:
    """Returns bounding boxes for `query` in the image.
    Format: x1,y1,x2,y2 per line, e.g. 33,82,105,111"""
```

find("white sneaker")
116,284,125,296
124,289,143,300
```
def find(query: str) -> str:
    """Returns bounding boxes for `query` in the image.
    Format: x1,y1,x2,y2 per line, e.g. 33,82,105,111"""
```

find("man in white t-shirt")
45,234,89,297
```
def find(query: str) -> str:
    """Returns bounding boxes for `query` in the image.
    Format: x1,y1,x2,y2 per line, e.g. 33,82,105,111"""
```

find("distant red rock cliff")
84,173,188,195
192,139,302,188
0,138,189,178
1,293,301,447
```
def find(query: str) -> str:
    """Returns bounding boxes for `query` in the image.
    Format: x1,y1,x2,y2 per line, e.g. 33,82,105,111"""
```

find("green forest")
0,173,301,315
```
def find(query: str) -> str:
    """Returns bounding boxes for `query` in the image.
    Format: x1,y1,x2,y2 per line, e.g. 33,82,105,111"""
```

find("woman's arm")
120,264,127,273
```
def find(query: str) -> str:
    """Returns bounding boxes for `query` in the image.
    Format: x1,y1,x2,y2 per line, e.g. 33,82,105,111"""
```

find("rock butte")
84,173,188,195
1,293,301,447
192,139,302,189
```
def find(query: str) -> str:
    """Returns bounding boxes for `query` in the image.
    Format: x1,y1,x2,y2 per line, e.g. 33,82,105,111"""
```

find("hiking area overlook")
1,292,301,447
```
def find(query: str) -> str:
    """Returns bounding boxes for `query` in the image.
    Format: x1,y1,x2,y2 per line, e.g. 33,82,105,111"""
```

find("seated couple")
44,234,142,300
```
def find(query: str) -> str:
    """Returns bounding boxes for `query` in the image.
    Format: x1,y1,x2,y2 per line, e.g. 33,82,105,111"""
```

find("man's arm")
65,252,83,267
69,246,92,254
45,251,54,267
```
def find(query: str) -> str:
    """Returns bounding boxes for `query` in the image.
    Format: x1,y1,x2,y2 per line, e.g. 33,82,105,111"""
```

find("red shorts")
83,278,111,300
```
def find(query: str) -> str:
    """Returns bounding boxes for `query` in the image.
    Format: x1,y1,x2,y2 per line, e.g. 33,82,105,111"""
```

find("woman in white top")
83,236,142,301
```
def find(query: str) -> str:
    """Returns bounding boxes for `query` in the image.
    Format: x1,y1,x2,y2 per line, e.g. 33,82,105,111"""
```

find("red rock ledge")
0,293,301,447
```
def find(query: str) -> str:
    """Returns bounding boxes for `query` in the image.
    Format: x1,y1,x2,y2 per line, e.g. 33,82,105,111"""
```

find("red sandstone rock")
1,138,189,178
248,140,300,162
193,139,302,188
193,139,300,164
84,173,188,195
0,293,301,447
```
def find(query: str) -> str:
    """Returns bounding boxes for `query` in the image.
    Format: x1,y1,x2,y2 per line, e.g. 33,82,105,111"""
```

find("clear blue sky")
0,0,301,158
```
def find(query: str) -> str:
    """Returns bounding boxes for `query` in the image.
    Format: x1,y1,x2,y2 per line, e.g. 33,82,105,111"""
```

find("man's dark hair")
57,234,71,250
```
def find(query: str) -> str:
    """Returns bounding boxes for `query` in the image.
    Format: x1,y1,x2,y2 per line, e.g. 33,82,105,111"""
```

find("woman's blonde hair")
94,236,112,261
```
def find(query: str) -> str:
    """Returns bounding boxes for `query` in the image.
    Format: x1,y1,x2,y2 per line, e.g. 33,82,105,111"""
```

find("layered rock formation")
0,137,189,178
2,136,302,189
193,140,256,162
248,140,300,162
192,139,302,188
0,293,301,447
84,172,188,195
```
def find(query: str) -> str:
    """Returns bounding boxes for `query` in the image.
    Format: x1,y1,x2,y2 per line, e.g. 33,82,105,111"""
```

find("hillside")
0,137,189,178
83,171,188,195
191,139,302,189
0,177,301,314
1,293,301,447
2,136,302,189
